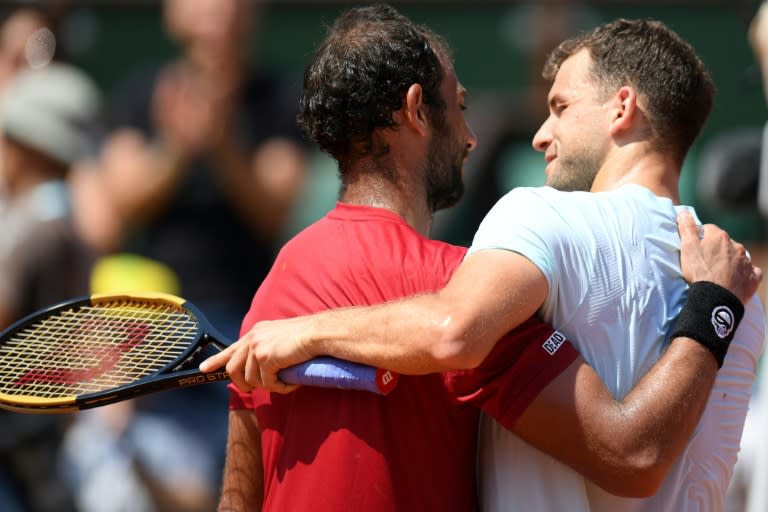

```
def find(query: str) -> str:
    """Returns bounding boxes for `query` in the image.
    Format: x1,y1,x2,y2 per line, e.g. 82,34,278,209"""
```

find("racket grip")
278,356,399,395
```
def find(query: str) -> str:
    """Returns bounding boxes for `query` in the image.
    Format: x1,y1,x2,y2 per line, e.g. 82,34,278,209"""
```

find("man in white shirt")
203,17,765,512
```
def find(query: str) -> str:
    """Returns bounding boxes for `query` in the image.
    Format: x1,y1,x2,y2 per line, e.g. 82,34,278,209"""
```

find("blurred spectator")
753,0,768,223
75,0,308,321
0,63,99,329
0,49,101,512
0,7,51,93
69,0,310,499
721,3,768,511
694,2,768,236
60,401,217,512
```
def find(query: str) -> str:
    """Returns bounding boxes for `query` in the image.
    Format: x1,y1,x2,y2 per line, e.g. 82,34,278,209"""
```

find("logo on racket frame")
13,320,151,388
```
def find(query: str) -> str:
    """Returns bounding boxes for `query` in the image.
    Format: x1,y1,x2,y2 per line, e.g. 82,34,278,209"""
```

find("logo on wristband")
711,306,735,339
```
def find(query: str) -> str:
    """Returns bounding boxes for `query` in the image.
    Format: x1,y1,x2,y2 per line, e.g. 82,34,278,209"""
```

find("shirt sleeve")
228,383,256,410
443,317,579,429
467,188,559,272
468,187,586,292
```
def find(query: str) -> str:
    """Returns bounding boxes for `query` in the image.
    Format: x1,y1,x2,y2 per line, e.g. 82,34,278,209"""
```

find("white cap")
1,62,101,165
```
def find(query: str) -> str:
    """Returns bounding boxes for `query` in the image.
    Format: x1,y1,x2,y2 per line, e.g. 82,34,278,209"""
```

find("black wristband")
669,281,745,368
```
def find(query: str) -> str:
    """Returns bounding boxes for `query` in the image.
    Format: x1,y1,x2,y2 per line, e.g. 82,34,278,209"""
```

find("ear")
608,86,638,137
402,83,430,137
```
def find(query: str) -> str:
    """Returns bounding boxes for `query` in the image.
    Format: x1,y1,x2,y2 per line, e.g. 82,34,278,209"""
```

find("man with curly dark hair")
296,5,459,213
218,7,497,509
210,7,763,511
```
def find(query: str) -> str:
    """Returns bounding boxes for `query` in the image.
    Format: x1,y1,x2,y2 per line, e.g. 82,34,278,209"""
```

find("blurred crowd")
0,1,307,511
0,1,765,511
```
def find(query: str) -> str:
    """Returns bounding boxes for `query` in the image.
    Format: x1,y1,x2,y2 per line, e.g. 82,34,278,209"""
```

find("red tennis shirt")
232,203,578,511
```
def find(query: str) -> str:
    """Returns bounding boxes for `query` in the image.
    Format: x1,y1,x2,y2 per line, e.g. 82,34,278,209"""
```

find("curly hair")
297,4,449,174
543,18,714,165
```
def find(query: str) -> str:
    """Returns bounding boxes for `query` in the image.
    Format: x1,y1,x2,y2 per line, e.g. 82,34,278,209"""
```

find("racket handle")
278,356,399,395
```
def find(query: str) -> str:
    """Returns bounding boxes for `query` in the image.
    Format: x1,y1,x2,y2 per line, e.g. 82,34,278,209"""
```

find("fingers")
199,344,236,373
677,211,765,303
227,345,253,393
198,332,300,395
198,342,254,392
263,371,301,394
234,350,298,394
243,352,262,390
677,210,700,243
699,222,731,246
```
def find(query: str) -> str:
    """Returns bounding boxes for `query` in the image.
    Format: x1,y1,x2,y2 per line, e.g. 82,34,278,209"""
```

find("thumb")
677,210,700,243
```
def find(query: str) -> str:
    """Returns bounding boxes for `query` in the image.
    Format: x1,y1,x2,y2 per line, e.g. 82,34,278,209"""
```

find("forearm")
218,410,264,512
591,337,717,494
102,133,189,226
514,336,717,498
296,293,476,374
294,251,546,373
132,142,189,221
202,249,548,390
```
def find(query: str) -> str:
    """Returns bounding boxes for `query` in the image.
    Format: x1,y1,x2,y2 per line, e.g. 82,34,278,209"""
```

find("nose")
466,123,478,153
532,116,552,153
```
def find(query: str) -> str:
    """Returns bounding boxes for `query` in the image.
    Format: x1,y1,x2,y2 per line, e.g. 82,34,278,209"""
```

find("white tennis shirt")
467,184,765,512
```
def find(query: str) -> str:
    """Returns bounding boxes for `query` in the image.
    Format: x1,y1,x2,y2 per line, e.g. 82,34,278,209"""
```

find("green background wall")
8,1,765,241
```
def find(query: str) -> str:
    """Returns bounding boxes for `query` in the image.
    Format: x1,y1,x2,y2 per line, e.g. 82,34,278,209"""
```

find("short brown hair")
543,18,714,165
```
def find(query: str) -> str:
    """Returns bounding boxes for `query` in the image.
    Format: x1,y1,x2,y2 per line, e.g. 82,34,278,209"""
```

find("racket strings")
0,300,199,399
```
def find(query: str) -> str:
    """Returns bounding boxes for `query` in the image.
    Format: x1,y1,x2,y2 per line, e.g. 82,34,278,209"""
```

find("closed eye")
548,94,568,116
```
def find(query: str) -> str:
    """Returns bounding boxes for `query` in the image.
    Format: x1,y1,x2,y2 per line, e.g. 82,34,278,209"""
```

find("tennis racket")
0,292,399,414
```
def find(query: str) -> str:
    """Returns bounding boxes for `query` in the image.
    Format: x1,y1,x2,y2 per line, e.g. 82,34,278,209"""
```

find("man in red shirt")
210,5,759,510
230,202,578,510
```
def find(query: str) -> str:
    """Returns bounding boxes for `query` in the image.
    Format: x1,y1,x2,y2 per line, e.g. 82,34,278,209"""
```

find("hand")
153,61,235,156
677,210,762,304
199,317,313,394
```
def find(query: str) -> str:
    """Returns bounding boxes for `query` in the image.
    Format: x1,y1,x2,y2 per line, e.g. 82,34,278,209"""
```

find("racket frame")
0,292,230,413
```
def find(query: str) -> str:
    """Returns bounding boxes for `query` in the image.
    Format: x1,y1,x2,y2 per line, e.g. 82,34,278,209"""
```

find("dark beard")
427,166,464,212
425,127,465,212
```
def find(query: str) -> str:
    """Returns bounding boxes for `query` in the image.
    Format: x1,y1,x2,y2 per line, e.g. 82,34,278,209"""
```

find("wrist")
670,281,745,368
296,315,323,360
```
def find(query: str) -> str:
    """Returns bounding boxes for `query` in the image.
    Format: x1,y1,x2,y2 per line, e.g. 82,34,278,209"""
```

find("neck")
340,171,433,237
590,145,681,204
